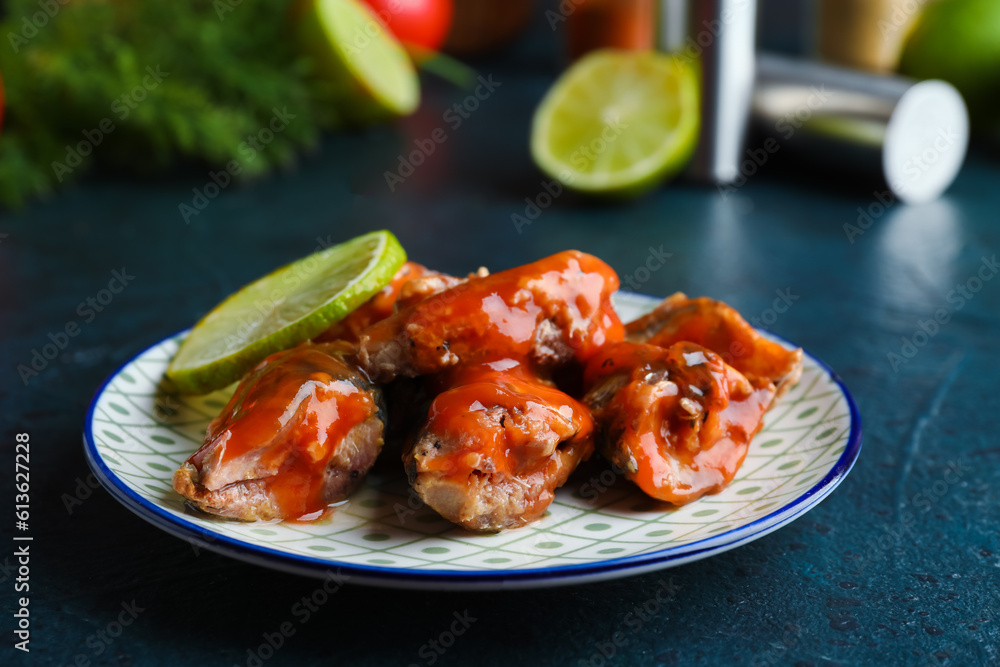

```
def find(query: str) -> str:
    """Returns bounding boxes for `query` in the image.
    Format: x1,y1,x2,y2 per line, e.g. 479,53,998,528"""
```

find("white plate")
83,292,862,590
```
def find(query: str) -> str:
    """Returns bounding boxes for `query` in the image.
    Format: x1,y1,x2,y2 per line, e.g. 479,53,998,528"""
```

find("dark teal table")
3,9,1000,666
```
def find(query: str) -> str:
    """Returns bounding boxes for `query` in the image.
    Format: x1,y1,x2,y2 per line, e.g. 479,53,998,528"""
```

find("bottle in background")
565,0,655,60
817,0,926,72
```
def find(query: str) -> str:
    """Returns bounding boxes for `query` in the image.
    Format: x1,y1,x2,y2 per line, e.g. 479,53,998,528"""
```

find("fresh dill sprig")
0,0,336,206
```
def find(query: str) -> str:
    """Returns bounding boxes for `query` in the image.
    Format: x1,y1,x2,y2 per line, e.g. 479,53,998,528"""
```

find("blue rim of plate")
83,300,863,591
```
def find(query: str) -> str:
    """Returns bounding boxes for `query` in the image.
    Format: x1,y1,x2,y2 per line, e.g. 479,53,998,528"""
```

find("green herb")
0,0,339,207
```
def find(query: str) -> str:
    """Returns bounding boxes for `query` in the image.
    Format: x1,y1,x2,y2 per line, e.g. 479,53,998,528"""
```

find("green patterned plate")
83,292,861,590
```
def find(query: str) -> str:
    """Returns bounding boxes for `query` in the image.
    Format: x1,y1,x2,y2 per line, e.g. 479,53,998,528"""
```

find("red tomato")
362,0,453,51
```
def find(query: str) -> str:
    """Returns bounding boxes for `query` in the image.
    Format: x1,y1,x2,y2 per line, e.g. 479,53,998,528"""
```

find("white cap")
883,80,969,205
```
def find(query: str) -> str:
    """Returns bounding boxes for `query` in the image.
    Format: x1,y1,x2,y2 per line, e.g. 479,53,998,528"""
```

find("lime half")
299,0,420,122
531,50,700,197
167,230,406,394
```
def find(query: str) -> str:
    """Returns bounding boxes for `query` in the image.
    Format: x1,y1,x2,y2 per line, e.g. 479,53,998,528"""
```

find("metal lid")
884,80,969,204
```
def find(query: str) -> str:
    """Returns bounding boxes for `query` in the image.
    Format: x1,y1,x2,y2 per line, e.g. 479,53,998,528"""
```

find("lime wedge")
167,230,406,394
298,0,420,122
531,50,700,197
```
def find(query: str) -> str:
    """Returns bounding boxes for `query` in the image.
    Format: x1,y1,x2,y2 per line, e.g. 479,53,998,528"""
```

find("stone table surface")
3,10,1000,667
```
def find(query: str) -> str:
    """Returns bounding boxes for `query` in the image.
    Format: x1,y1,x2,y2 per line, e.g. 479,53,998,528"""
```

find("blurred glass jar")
818,0,927,72
445,0,535,56
565,0,654,60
